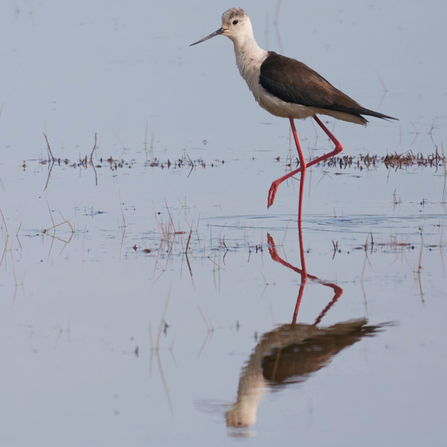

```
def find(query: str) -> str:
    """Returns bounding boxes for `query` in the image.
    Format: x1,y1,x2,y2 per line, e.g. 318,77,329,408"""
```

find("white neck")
231,35,268,96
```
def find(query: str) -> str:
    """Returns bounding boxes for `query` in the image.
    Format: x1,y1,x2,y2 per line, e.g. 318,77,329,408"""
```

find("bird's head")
190,8,254,47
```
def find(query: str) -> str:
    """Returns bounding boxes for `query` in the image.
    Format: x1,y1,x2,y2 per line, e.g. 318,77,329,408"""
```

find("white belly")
256,87,364,124
249,76,365,124
256,87,315,119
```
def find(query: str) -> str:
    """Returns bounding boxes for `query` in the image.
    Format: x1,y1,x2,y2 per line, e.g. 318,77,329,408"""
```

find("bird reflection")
226,319,384,428
225,233,387,429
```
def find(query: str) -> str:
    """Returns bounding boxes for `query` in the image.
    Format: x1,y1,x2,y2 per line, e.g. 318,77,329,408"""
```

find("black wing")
259,52,397,121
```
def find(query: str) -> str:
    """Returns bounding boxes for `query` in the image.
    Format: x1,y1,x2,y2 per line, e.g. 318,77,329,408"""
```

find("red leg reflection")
268,233,307,325
267,229,343,326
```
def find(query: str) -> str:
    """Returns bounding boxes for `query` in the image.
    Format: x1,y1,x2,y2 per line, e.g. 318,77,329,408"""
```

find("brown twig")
89,133,98,163
43,132,55,161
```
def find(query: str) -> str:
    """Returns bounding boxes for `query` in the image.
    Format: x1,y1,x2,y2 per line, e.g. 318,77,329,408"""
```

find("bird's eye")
232,19,238,25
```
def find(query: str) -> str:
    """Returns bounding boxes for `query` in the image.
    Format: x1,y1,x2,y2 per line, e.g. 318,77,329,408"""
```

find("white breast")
233,42,315,120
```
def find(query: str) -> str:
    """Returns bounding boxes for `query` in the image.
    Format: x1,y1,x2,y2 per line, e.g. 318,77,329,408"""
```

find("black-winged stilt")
191,7,397,211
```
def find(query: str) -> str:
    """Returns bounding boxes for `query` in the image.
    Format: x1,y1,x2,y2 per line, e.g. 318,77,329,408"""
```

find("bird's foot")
267,166,306,208
267,181,279,208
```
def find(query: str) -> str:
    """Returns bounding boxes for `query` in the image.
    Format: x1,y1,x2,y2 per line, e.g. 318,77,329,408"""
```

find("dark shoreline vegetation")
31,149,445,171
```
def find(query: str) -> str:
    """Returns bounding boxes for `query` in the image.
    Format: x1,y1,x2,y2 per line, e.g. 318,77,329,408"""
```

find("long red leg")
268,117,305,208
267,115,344,208
297,142,306,234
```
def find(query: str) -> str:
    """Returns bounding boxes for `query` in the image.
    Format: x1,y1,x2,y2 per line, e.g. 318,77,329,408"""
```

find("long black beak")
190,28,225,46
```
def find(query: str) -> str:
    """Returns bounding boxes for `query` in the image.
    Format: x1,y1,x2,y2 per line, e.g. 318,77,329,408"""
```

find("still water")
1,1,446,446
